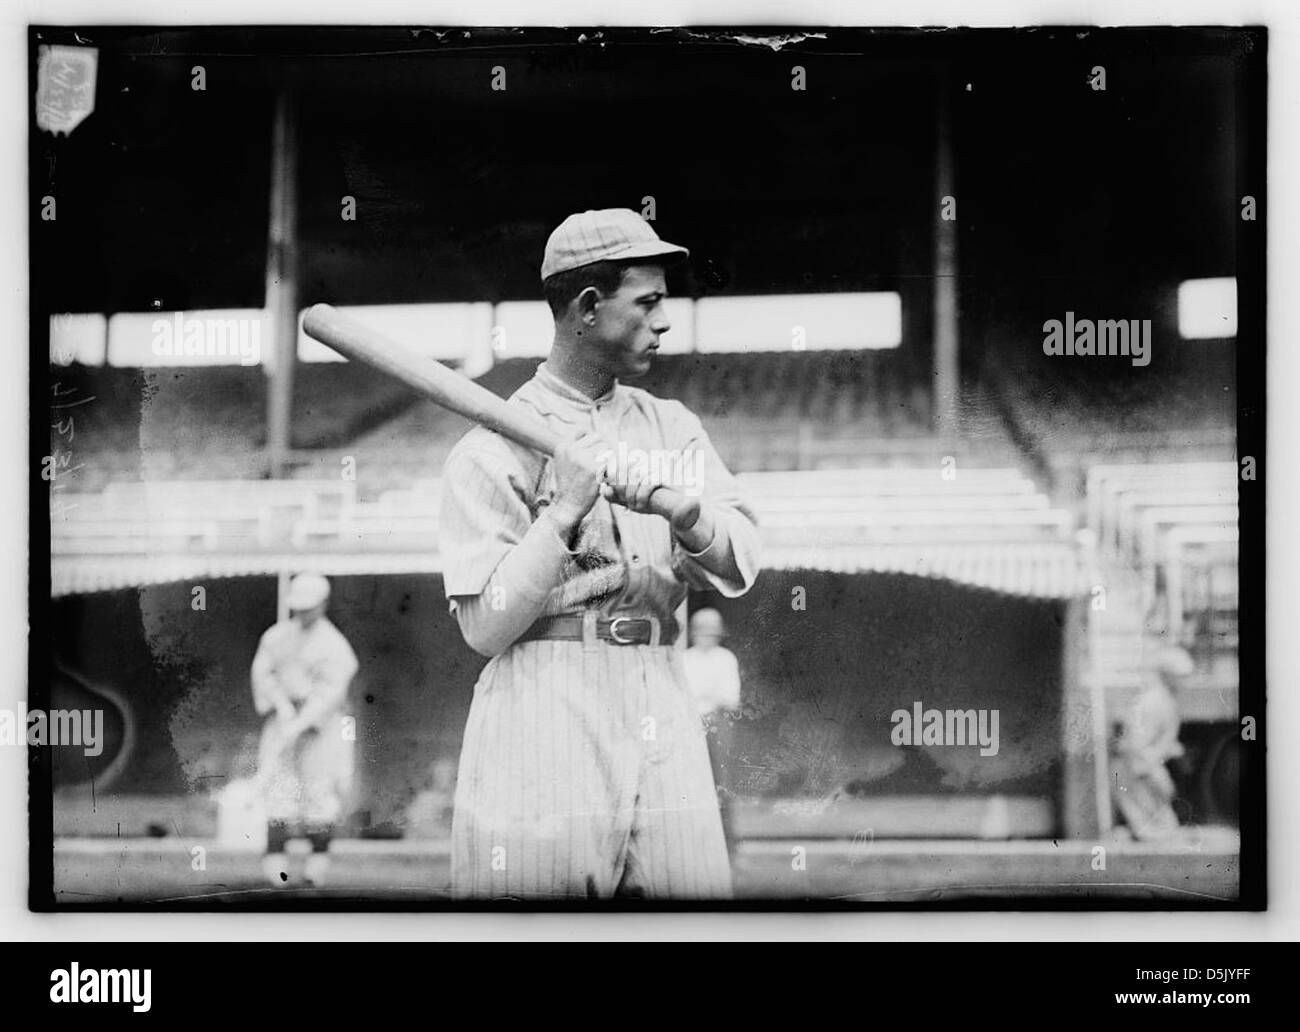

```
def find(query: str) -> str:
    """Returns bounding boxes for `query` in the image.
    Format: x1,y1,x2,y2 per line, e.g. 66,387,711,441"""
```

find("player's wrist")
674,507,716,554
544,503,586,544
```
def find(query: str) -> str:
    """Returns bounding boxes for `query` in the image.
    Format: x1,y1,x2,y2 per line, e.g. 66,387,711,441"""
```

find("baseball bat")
301,304,701,529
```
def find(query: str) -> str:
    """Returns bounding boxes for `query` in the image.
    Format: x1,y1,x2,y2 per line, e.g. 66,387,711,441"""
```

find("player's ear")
575,286,602,324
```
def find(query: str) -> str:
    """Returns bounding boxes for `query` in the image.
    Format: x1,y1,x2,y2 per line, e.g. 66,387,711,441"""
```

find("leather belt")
517,612,677,647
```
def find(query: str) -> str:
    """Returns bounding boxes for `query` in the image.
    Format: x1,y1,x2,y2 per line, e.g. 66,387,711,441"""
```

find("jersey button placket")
602,405,642,607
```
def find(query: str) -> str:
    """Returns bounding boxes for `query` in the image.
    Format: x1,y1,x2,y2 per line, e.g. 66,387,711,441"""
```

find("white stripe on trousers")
451,638,733,900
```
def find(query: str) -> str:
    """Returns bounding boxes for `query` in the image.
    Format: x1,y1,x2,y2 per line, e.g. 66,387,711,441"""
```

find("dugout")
46,545,1097,846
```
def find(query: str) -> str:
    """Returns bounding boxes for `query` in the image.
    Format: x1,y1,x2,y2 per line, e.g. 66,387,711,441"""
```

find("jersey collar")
532,360,619,414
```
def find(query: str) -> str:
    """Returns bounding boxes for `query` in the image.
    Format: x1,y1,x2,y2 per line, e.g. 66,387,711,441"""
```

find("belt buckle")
608,617,639,645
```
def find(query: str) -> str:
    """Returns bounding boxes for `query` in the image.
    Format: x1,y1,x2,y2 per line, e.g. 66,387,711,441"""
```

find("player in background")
251,573,358,888
1109,645,1194,841
684,608,741,715
683,607,743,855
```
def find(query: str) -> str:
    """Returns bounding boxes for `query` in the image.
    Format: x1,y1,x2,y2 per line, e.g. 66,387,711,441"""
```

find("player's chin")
623,348,657,378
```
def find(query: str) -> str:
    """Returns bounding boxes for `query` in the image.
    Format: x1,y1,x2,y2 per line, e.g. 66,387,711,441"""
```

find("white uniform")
684,640,743,854
439,362,761,899
1110,675,1183,840
251,617,358,826
684,644,742,718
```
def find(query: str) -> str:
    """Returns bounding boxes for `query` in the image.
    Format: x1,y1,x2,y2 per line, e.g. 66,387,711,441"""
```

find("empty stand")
52,466,1081,606
981,342,1236,507
1079,458,1239,800
55,344,1034,493
1084,462,1237,638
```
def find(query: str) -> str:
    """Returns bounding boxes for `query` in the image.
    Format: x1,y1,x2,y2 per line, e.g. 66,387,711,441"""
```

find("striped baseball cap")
541,208,689,281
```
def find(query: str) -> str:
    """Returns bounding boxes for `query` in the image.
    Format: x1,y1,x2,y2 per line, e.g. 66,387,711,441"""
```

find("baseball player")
683,608,742,718
251,573,358,887
683,607,743,855
439,208,761,899
1109,645,1193,841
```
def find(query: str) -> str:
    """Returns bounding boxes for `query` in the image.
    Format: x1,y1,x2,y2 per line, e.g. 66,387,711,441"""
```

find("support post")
1062,595,1103,838
933,70,959,440
265,87,299,479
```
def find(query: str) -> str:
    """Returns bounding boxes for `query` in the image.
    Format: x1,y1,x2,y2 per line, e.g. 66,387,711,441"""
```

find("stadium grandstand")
37,28,1253,903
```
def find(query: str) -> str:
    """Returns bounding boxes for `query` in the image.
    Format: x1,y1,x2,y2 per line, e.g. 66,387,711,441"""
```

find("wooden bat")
301,304,701,529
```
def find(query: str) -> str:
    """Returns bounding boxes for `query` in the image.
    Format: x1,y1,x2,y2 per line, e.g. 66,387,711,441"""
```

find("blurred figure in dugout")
683,608,741,853
1109,645,1194,841
251,573,358,887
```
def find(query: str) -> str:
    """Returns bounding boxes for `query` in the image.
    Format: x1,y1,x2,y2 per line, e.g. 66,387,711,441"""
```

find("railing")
1083,462,1238,641
50,468,1083,601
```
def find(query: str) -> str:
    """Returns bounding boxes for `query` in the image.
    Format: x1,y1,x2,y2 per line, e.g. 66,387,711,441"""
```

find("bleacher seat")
52,466,1081,604
1080,460,1238,736
54,346,1014,492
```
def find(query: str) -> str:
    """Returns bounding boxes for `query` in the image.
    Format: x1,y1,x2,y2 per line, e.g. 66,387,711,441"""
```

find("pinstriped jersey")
439,361,762,626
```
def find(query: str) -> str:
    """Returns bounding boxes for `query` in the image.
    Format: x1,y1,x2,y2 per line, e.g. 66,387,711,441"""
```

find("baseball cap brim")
544,240,690,280
614,240,690,265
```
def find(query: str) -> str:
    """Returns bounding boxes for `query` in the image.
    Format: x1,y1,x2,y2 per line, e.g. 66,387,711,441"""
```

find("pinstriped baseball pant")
450,638,734,900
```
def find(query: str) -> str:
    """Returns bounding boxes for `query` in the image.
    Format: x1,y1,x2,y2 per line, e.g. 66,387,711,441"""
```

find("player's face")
293,603,326,628
592,264,671,379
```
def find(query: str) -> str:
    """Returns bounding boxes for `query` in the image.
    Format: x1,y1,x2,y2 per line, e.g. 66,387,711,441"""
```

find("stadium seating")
1083,462,1237,638
1077,459,1239,757
979,343,1236,510
56,349,989,493
51,465,1081,607
968,340,1240,762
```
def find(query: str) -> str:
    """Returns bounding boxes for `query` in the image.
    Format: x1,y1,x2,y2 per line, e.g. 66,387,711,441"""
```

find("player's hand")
264,715,298,757
608,471,711,541
605,469,646,513
604,469,671,517
548,432,615,537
